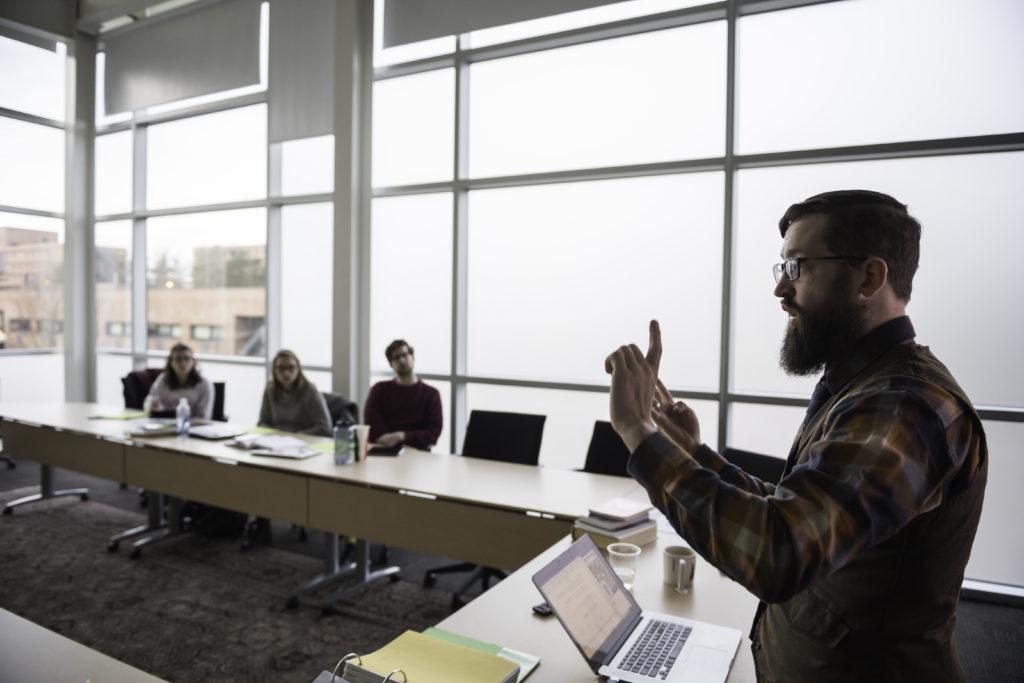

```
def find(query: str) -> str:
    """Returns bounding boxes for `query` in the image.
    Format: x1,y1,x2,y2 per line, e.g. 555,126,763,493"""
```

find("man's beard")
779,294,864,376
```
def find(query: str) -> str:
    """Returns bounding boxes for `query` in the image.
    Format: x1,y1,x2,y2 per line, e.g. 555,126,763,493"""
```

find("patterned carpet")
0,489,453,682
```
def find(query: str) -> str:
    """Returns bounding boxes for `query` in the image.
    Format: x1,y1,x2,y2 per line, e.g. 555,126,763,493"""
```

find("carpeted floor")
0,490,453,682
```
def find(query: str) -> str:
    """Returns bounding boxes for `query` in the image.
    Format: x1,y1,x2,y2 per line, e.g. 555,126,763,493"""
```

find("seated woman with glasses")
145,342,214,419
258,349,332,436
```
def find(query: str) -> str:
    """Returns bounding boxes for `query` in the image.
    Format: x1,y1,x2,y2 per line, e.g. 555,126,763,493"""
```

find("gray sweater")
146,372,214,419
258,380,332,436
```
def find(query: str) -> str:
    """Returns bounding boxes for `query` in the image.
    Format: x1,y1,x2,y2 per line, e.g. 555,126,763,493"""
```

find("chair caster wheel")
321,605,340,617
389,573,401,584
286,596,299,610
2,507,12,516
80,493,89,501
129,548,142,560
423,573,437,588
107,542,119,553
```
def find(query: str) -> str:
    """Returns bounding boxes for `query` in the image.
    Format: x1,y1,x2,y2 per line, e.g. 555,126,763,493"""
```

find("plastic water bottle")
175,398,191,435
333,422,355,465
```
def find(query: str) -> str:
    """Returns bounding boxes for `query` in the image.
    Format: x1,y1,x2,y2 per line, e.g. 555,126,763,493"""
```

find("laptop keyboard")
619,619,693,679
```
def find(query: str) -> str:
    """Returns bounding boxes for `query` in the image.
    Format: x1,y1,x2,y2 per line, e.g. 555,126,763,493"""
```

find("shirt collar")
824,315,915,394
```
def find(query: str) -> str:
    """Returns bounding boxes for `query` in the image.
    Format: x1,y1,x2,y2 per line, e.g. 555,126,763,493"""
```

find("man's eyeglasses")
772,256,867,284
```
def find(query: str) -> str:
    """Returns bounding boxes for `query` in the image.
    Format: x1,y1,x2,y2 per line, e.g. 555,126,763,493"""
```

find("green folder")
422,627,540,682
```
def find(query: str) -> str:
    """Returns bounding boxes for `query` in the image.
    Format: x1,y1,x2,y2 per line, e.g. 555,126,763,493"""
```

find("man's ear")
859,256,888,299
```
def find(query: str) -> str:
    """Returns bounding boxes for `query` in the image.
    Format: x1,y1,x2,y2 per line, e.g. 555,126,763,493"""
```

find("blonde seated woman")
258,349,332,436
246,350,332,549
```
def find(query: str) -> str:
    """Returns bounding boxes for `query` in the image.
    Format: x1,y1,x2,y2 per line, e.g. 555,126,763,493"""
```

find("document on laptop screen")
539,549,633,659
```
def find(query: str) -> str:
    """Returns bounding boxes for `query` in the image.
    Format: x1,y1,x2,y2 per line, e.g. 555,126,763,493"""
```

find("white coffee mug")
663,545,697,594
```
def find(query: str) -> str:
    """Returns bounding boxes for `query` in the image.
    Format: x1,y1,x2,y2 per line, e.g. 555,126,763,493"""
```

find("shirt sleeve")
363,384,386,442
627,386,971,603
301,386,332,437
689,443,777,497
402,385,443,449
258,386,272,427
193,378,214,419
145,373,167,408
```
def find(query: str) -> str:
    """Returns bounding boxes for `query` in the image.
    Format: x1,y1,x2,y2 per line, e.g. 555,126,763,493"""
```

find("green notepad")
422,627,540,682
246,426,280,435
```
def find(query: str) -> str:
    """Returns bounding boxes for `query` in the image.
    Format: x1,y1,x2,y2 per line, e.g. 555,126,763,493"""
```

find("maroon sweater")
364,379,443,449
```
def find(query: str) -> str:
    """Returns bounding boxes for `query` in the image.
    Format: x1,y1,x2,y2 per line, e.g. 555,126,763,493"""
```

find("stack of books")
572,497,657,549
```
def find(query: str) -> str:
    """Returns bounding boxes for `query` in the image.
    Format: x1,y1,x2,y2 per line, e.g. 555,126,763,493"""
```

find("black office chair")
322,392,358,428
423,410,546,610
580,420,631,477
721,447,786,484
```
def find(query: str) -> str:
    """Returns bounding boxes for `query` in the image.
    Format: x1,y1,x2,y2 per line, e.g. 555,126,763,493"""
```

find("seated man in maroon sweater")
364,339,443,451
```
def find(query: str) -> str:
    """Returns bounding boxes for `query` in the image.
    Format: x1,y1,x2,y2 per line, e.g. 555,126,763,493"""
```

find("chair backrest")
211,382,226,422
581,420,631,477
461,410,546,466
722,447,785,484
322,392,359,427
121,368,163,409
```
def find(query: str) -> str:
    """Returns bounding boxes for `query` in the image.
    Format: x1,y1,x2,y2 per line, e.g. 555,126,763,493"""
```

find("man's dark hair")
779,189,921,302
385,339,414,362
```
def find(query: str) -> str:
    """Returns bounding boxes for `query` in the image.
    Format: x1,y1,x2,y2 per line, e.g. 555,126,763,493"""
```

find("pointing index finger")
646,319,662,375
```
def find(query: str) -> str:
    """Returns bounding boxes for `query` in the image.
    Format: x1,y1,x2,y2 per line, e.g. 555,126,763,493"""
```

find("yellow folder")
352,630,519,683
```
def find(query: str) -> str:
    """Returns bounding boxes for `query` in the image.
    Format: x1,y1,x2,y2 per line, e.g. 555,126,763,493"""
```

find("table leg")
319,539,402,614
2,464,88,515
128,494,185,559
108,490,167,552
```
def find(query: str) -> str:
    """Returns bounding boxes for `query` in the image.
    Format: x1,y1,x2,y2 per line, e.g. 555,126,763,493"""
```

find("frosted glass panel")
370,194,452,374
0,212,64,350
468,173,723,389
306,370,332,394
0,354,64,402
372,69,454,187
281,203,332,367
196,360,266,426
147,104,266,210
0,36,65,121
732,152,1024,408
467,383,718,470
96,353,133,408
470,0,711,47
470,22,725,178
737,0,1024,154
727,403,804,460
95,220,132,351
0,118,64,212
280,135,334,196
95,131,133,216
966,420,1024,587
147,208,266,357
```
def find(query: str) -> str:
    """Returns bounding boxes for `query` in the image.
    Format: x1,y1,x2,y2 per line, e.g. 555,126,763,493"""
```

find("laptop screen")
532,535,642,672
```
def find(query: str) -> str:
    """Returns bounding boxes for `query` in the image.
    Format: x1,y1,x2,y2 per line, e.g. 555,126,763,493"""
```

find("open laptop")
532,535,741,682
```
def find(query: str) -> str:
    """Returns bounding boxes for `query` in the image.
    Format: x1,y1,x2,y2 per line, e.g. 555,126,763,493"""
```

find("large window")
369,0,1023,590
146,208,267,357
0,213,65,351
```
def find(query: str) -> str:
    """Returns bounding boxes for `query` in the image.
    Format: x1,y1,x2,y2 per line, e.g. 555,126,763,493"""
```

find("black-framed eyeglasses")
772,256,867,284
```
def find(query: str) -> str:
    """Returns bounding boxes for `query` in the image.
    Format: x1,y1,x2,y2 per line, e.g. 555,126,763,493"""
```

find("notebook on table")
532,535,741,683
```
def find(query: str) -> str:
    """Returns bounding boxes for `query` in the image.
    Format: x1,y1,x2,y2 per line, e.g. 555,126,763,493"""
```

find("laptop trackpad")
681,645,728,678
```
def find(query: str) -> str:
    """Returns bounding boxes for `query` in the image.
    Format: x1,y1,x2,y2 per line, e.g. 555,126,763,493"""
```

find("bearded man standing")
605,190,987,682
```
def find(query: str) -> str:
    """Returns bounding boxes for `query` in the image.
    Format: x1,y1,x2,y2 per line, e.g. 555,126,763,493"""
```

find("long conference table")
0,401,757,681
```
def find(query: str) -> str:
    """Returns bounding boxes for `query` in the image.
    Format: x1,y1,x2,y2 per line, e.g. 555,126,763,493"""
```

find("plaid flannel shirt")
627,317,985,603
